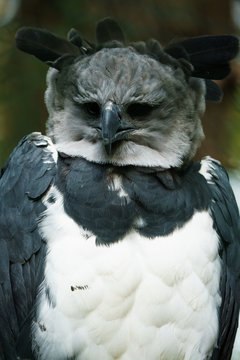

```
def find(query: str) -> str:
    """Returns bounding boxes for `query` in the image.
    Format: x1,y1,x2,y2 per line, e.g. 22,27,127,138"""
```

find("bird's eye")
127,103,158,118
82,102,101,117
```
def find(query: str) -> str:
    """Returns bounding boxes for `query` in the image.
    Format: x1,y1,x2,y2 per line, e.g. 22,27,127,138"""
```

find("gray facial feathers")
45,46,205,168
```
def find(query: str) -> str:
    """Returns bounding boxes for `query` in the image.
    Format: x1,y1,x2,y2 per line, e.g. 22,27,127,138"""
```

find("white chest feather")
33,187,221,360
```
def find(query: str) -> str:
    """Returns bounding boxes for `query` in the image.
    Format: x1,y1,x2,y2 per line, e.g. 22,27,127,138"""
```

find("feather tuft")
96,18,125,44
15,27,80,65
165,35,239,80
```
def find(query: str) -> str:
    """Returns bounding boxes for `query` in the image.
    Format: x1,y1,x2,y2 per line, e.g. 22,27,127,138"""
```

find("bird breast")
33,183,221,360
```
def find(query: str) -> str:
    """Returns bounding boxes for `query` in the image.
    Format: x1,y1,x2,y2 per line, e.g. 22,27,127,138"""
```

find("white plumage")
33,160,221,360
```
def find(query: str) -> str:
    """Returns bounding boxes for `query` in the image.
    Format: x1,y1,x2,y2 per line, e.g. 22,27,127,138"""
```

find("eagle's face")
45,47,205,169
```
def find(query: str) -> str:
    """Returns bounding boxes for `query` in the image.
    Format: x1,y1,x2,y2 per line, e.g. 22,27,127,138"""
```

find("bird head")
15,18,239,169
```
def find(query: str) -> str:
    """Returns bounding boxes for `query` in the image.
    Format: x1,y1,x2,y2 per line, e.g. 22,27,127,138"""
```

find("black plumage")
56,156,212,245
15,27,80,64
96,17,126,44
206,161,240,359
0,134,56,359
164,35,239,101
165,35,239,78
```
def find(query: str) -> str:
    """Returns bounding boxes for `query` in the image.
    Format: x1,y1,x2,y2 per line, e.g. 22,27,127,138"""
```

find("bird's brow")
72,92,99,104
123,88,168,106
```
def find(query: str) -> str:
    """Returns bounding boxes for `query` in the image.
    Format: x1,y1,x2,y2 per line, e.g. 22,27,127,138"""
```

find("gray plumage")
45,46,205,169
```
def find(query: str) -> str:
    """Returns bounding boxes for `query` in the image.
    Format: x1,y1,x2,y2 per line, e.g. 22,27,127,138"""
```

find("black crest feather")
96,18,125,44
165,35,239,101
165,35,239,65
67,28,83,47
68,28,95,54
15,27,80,68
15,21,239,101
205,79,223,102
165,36,239,79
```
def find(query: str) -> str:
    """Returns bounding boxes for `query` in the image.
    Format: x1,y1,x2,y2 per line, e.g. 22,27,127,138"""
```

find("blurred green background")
0,0,240,172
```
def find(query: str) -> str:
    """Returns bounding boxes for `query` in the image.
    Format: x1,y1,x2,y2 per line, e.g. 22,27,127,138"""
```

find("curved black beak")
101,101,121,155
101,101,135,155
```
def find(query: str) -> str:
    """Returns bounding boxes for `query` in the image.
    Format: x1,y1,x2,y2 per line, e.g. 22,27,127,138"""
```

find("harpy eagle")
0,18,240,360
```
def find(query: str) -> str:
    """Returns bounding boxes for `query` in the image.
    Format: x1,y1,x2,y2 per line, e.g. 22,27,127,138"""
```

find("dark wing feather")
0,133,57,359
205,159,240,360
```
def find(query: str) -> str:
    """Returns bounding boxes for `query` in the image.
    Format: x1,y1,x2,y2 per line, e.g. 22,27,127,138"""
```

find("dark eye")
82,102,101,117
127,103,158,118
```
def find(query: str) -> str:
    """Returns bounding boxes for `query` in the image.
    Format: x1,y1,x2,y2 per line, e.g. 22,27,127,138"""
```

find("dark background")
0,0,240,169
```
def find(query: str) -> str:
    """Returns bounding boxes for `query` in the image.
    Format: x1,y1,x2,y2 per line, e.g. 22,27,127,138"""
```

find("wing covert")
200,158,240,360
0,133,57,359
